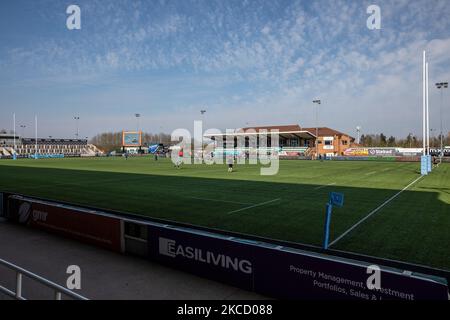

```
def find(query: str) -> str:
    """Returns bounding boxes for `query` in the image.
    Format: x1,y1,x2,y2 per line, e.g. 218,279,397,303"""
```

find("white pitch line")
329,175,424,247
227,198,281,214
365,171,377,176
188,196,253,206
314,182,337,190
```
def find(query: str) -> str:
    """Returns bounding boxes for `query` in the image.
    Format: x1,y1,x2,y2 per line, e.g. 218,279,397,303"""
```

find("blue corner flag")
323,192,345,250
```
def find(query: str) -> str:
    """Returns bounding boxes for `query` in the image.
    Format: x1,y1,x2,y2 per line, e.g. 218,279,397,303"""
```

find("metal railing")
0,258,88,300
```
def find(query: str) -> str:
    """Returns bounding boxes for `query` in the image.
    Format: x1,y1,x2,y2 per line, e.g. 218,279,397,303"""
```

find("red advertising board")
7,196,122,252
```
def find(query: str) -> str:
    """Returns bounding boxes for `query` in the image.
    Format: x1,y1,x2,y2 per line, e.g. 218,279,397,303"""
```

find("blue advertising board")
146,224,449,300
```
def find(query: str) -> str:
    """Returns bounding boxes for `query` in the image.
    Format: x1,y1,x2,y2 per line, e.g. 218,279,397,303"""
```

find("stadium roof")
203,125,355,140
204,124,315,140
303,127,355,140
242,124,303,132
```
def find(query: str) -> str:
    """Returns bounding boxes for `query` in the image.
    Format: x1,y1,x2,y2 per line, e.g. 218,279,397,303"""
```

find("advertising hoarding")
253,246,448,300
147,224,449,300
6,195,122,252
344,148,425,157
368,148,396,156
2,192,448,300
148,225,255,290
344,148,369,156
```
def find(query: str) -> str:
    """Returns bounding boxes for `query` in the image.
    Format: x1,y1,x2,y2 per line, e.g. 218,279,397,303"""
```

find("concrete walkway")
0,220,265,300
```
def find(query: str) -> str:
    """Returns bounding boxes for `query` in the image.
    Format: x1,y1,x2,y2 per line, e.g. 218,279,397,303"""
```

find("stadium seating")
0,139,103,158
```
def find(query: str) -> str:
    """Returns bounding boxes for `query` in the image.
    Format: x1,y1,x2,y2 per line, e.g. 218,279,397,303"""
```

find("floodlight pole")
436,82,448,163
200,110,207,155
135,113,141,132
20,125,26,138
35,115,38,159
313,100,321,159
13,113,16,160
356,126,361,144
74,116,80,139
200,109,206,127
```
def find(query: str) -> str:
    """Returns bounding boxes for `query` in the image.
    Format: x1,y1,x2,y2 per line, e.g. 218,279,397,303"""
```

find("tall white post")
426,62,430,155
422,51,426,156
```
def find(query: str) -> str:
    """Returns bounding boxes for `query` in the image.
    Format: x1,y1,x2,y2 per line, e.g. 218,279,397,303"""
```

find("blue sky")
1,0,450,139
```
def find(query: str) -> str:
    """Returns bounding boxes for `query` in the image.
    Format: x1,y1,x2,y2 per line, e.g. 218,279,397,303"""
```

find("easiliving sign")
147,224,449,300
158,237,253,274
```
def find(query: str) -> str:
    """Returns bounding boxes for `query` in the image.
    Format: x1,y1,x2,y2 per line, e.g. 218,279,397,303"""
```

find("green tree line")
359,132,450,148
89,131,172,152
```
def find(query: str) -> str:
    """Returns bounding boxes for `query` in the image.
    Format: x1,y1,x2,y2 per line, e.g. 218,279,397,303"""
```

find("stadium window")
324,140,332,146
289,139,299,147
342,140,348,145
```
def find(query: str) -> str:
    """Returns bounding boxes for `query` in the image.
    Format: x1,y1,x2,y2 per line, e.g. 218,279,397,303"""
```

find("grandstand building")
0,134,102,158
302,127,356,157
204,124,355,157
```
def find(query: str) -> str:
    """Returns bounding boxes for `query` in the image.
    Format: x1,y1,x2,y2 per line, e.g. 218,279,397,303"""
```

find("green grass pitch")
0,157,449,270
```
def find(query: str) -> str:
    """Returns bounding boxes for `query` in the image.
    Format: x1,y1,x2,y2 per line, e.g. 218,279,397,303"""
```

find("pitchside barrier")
0,192,448,300
329,156,422,162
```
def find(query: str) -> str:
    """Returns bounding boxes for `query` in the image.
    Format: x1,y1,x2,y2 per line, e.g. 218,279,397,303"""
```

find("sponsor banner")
368,148,396,156
332,156,396,162
147,224,449,300
396,148,423,157
29,154,65,159
395,156,421,162
429,148,450,157
344,148,369,156
345,148,424,158
253,247,448,300
148,225,255,290
7,196,122,252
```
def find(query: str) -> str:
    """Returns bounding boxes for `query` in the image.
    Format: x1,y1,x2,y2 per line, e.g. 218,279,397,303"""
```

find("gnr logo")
32,210,48,222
